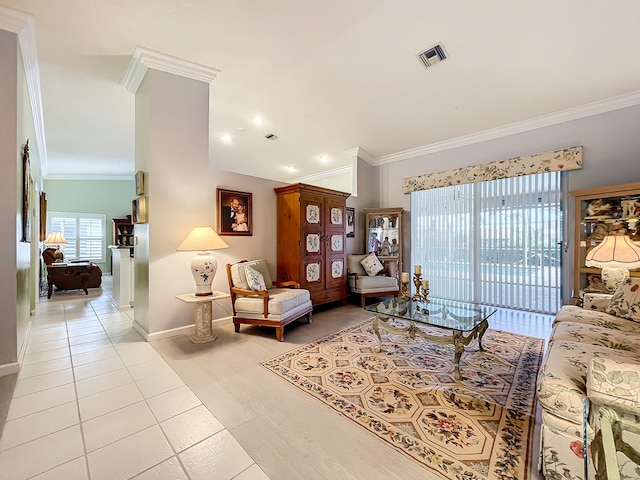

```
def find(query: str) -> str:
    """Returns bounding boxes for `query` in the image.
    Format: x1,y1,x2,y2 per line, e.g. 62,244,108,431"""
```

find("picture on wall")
21,140,31,243
346,207,355,238
39,192,47,241
132,196,148,224
217,188,252,236
135,171,146,196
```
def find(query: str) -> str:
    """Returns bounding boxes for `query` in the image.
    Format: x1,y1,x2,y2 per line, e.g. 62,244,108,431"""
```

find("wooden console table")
46,262,92,298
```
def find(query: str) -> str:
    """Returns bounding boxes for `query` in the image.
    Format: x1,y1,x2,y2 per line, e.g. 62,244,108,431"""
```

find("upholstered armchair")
226,259,312,341
347,254,399,307
42,247,102,298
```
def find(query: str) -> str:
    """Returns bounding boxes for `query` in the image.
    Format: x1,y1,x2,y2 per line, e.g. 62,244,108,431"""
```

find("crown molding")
376,90,640,165
346,146,376,166
45,173,134,181
292,164,352,183
0,6,48,178
123,46,221,93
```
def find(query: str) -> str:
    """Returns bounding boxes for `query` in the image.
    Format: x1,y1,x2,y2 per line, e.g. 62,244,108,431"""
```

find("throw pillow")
606,277,640,322
244,265,267,291
360,253,384,277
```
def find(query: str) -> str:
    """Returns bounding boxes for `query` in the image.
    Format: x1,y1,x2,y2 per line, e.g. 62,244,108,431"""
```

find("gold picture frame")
132,195,148,224
217,188,252,236
135,171,146,196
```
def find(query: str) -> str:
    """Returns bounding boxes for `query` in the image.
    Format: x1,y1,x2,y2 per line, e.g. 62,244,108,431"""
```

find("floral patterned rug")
261,318,544,480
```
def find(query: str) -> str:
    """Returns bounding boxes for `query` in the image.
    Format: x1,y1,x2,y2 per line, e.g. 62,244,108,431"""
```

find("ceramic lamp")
44,231,68,262
177,226,229,296
585,234,640,292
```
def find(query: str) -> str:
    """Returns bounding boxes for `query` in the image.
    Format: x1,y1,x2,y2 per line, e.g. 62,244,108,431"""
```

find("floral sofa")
537,278,640,480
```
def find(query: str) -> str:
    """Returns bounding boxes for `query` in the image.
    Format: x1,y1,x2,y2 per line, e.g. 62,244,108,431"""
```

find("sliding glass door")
411,171,562,314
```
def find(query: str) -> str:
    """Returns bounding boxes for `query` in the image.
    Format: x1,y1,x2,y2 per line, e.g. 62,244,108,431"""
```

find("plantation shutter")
48,212,106,263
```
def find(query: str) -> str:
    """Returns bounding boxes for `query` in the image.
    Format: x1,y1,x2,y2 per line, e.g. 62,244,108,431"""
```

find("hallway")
0,277,267,480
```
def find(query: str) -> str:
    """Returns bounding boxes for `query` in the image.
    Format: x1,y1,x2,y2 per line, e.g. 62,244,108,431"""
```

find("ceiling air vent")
265,134,278,141
417,43,448,69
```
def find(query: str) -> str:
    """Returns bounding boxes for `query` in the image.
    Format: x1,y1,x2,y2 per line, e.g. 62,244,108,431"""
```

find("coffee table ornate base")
372,314,489,380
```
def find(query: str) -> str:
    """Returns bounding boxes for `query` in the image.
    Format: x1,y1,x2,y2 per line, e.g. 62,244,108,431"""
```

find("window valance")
402,146,583,193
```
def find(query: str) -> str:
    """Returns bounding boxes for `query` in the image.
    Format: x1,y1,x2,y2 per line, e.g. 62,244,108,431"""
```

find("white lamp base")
191,252,217,296
601,267,629,293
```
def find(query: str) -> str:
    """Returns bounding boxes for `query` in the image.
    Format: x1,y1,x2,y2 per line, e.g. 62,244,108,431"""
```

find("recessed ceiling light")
320,155,328,163
286,165,295,171
253,116,263,126
222,134,232,143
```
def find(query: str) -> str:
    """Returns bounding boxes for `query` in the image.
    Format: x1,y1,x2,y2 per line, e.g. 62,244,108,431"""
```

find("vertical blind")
48,212,106,263
411,171,562,314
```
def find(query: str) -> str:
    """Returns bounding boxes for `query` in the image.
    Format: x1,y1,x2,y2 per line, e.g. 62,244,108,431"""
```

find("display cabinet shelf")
571,182,640,297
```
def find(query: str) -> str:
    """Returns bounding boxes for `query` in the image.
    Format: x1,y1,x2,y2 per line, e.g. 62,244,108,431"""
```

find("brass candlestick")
412,272,424,301
400,280,410,298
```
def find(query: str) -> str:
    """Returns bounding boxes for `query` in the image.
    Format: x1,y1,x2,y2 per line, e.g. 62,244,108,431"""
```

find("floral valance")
402,146,583,193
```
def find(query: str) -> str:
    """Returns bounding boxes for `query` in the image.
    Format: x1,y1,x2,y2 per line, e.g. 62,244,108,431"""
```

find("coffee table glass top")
364,297,497,331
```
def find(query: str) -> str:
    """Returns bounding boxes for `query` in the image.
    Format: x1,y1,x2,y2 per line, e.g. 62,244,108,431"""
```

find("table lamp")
177,226,229,296
585,234,640,292
44,231,68,263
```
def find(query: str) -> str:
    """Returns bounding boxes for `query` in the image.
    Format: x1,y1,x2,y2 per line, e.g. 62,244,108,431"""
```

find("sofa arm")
587,357,640,416
583,293,613,312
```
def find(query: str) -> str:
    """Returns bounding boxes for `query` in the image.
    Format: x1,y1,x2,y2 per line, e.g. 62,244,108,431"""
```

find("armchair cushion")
230,259,273,290
244,265,266,291
360,253,384,276
235,288,311,316
606,277,640,322
226,260,313,342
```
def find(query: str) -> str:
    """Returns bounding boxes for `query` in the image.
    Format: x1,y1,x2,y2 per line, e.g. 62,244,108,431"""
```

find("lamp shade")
177,227,229,296
177,226,229,252
44,232,68,245
585,235,640,269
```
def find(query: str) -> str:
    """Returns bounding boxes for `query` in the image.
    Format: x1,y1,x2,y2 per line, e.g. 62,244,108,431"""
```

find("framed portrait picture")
346,207,355,238
217,188,252,236
135,171,146,196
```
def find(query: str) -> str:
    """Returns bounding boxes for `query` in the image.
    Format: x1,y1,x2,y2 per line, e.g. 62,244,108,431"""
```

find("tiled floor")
0,277,268,480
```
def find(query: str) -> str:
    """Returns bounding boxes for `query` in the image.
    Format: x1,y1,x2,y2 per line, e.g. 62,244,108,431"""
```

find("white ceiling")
3,1,640,183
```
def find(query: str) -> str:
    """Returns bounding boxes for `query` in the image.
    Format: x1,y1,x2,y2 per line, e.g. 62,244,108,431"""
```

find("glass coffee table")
364,297,497,380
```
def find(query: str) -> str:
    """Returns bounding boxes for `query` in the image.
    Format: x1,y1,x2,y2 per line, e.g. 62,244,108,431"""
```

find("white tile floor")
0,278,268,480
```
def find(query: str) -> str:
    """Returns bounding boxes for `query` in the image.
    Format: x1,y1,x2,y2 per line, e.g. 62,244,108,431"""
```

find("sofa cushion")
360,253,384,276
606,277,640,322
553,305,640,333
550,321,640,353
244,265,266,291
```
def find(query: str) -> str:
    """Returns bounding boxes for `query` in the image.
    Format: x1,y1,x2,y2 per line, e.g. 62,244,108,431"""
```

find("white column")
123,49,220,338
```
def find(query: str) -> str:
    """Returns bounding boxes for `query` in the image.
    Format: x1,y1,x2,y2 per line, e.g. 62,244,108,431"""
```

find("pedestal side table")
175,291,230,344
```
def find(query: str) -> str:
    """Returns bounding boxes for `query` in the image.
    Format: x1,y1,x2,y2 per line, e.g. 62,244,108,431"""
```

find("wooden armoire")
274,183,350,307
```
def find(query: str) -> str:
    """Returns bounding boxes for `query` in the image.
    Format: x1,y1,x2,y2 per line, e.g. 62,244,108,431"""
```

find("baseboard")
138,316,233,342
0,362,20,377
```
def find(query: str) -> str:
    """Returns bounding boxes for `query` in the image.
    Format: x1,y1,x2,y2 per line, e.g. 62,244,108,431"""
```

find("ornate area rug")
261,318,544,480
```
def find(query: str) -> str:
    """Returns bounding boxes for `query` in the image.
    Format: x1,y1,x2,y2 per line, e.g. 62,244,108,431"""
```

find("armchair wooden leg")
275,327,284,342
360,296,366,308
306,313,312,324
234,323,240,333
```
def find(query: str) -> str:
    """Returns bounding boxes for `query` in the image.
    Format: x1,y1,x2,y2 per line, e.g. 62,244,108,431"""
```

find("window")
47,212,106,263
411,172,563,314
